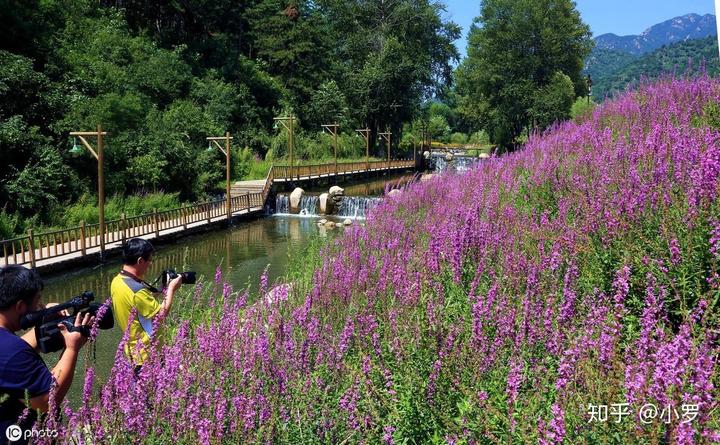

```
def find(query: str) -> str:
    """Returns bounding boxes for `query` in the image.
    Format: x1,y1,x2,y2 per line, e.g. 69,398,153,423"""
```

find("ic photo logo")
5,425,21,442
5,425,58,442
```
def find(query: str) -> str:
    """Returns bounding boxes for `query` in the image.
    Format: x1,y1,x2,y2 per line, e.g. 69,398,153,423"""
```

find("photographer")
0,266,93,444
111,238,182,368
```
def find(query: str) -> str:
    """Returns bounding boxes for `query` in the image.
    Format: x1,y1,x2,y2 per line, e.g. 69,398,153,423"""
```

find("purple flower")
669,238,682,265
383,425,395,445
90,298,112,340
710,219,720,257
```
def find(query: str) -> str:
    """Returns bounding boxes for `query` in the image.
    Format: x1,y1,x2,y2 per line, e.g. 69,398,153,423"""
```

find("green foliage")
456,0,593,148
0,50,55,121
1,118,72,216
270,129,366,163
571,96,597,121
61,192,183,226
588,36,720,101
468,130,490,145
0,208,20,241
0,0,459,238
326,0,460,147
583,48,638,99
306,80,350,129
428,115,450,141
693,100,720,131
529,71,575,129
126,152,168,190
449,132,468,144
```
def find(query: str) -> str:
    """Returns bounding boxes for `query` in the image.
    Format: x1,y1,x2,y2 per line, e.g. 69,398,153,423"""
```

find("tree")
456,0,592,149
320,0,460,153
428,115,450,141
307,80,350,129
529,71,575,130
246,0,335,124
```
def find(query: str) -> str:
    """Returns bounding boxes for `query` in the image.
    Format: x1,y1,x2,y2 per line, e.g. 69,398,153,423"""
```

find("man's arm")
26,312,92,412
156,276,183,319
20,330,37,351
26,348,78,411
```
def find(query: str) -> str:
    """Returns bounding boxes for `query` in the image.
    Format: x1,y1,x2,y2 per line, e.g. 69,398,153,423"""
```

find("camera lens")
181,272,197,285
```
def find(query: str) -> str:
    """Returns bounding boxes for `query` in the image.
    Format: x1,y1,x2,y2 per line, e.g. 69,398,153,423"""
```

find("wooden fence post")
153,208,159,238
183,207,188,230
27,229,36,269
207,202,212,223
121,213,127,246
80,221,87,256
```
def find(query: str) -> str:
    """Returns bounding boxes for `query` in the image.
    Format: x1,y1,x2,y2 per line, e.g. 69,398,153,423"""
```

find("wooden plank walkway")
30,206,262,270
2,159,416,270
231,180,266,196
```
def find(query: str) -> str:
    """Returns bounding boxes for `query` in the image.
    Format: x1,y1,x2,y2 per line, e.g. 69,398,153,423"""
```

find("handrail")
1,159,416,267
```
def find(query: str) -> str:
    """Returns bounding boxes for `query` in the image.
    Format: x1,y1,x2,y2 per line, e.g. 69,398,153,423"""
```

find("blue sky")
443,0,716,60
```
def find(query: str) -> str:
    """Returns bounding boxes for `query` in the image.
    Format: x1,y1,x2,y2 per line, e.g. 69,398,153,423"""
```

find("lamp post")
274,116,295,180
206,132,234,221
379,128,392,170
322,123,339,176
355,128,371,174
69,125,107,260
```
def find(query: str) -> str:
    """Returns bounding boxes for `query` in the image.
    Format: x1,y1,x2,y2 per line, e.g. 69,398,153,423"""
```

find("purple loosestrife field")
37,76,720,443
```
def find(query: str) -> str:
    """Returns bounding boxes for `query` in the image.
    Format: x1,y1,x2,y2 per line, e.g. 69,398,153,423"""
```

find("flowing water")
430,152,481,173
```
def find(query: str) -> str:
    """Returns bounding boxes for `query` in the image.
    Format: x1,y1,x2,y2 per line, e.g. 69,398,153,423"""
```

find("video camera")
160,270,196,287
20,291,114,353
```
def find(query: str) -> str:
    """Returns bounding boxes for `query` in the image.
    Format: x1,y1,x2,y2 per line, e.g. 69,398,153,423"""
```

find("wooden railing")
2,194,264,268
272,159,413,181
2,158,416,267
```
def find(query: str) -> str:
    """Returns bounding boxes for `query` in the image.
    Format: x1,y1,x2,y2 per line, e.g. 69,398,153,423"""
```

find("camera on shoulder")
20,291,114,353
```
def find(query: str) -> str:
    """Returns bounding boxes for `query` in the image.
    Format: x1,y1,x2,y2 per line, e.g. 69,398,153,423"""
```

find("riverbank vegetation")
34,76,720,443
1,0,459,238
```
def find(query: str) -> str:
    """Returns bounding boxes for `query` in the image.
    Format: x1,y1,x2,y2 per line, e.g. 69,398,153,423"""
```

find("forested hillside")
587,35,719,100
0,0,459,238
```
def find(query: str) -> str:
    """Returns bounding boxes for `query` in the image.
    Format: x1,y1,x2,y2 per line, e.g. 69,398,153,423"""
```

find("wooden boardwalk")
2,159,416,270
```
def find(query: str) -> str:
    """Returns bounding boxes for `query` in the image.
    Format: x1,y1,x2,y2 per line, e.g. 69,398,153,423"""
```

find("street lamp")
321,122,339,175
274,115,295,180
206,132,234,221
69,125,107,259
379,128,392,170
355,128,371,174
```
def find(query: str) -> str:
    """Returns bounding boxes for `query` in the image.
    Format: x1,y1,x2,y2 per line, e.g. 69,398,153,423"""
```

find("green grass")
238,157,390,180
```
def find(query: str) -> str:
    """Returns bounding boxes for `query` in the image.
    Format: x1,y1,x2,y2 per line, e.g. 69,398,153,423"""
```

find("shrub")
449,132,468,144
571,96,597,120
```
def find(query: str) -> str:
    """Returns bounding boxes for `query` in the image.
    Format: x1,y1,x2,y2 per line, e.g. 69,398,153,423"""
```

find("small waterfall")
432,153,478,173
274,194,319,216
338,196,382,219
275,194,290,214
275,194,381,218
299,196,319,216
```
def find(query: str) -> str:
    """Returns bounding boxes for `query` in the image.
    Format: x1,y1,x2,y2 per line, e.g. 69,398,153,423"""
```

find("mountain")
589,35,720,100
595,13,716,56
585,48,638,88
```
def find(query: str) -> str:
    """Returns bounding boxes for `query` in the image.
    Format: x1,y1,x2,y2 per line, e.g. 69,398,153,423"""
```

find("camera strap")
119,270,160,294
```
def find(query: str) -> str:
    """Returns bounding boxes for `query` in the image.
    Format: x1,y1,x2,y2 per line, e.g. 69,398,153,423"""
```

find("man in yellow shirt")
110,238,181,368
